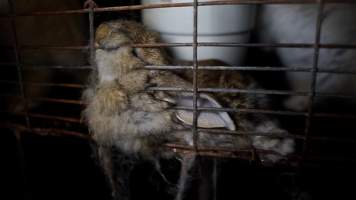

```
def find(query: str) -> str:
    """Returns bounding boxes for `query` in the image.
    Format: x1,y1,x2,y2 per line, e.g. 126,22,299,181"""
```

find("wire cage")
1,0,356,199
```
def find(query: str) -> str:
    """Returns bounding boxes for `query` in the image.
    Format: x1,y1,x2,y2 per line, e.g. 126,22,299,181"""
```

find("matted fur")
82,20,295,199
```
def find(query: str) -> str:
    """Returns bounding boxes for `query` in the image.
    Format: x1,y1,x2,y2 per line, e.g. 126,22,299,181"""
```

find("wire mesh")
1,0,356,166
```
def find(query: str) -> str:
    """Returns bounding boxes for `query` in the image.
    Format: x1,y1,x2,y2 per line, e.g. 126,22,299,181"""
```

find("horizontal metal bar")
21,45,89,50
0,80,85,89
0,0,354,17
199,87,308,96
171,106,306,116
30,97,83,105
3,121,356,166
2,42,356,50
1,111,82,123
145,65,356,75
21,65,93,70
23,113,81,123
2,63,355,74
0,123,90,140
0,64,93,70
0,94,84,105
198,128,305,139
132,42,356,49
2,81,354,100
199,128,356,144
313,112,356,120
148,86,356,99
174,106,356,120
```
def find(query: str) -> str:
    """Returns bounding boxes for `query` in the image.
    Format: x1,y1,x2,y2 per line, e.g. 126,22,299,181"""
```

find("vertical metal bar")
303,0,324,159
8,0,30,128
192,0,199,151
88,5,95,68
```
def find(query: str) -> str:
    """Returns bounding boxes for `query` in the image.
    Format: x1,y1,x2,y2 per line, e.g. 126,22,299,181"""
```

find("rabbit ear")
175,93,236,131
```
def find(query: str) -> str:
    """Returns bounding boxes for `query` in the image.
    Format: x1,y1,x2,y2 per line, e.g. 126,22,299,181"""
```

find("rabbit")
258,4,356,111
82,19,295,200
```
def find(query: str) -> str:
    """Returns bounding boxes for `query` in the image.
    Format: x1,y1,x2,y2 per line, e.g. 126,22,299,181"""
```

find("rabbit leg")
175,154,196,200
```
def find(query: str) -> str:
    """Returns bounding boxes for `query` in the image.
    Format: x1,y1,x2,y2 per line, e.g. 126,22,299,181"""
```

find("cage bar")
303,0,324,160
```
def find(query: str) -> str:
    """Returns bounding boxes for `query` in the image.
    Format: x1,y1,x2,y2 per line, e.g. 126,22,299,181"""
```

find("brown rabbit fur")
82,19,295,200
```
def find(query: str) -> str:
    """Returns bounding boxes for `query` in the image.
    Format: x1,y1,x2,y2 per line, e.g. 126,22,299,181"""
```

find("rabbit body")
82,19,296,200
83,19,294,161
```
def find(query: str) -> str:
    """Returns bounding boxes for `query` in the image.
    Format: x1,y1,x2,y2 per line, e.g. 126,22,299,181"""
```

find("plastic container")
141,0,256,65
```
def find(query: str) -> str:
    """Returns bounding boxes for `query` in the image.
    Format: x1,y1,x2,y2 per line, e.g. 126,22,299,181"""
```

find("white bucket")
141,0,256,65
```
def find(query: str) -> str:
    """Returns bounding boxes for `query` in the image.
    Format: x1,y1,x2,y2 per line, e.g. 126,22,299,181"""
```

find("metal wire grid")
1,0,356,164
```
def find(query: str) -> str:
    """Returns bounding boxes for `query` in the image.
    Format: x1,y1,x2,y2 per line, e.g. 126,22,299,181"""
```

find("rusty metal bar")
29,97,83,105
2,42,355,50
3,62,356,74
2,62,356,74
88,5,95,68
174,106,356,120
1,111,83,123
21,44,89,50
0,80,85,89
1,123,90,140
4,121,356,147
7,0,30,128
192,0,199,151
0,0,354,17
303,0,324,160
21,65,93,70
145,65,356,75
0,94,84,105
1,42,356,50
198,128,306,139
148,86,356,100
3,121,356,168
1,81,354,102
25,113,81,123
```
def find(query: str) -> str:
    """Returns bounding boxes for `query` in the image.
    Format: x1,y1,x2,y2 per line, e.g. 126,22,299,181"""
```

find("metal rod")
303,0,324,159
1,62,356,74
0,0,354,17
7,0,30,128
88,6,95,68
2,42,355,50
0,80,85,89
192,0,199,151
145,65,356,75
198,128,306,139
21,65,93,70
175,106,356,120
20,44,89,50
2,112,83,123
1,81,355,100
148,86,356,99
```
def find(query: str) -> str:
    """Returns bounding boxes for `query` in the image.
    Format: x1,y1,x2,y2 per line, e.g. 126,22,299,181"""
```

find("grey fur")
82,20,295,199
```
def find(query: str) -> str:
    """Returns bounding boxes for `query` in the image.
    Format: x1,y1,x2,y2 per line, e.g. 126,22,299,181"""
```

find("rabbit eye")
132,48,140,58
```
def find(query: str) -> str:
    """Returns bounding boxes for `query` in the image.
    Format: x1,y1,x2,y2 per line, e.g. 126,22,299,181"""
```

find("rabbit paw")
251,121,295,163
